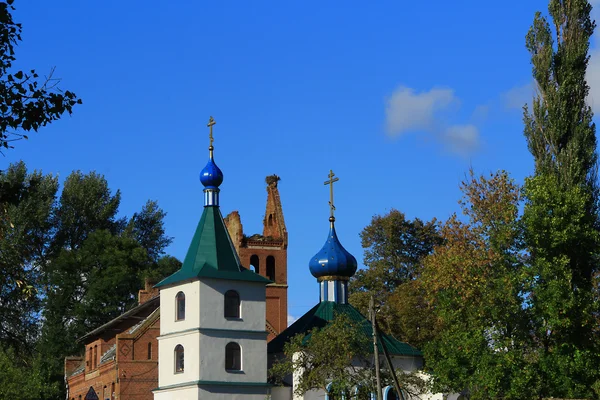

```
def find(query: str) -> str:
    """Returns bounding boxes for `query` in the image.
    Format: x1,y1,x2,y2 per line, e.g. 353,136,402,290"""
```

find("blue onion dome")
309,221,358,279
200,152,224,189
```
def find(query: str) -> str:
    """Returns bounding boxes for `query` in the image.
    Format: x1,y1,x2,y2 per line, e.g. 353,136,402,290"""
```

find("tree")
0,347,57,400
522,0,600,396
269,313,425,399
0,161,57,351
349,209,442,348
422,171,530,399
0,162,176,399
37,169,175,399
0,0,81,152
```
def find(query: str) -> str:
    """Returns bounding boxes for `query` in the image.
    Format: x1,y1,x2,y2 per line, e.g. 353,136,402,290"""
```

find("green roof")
267,301,422,357
156,206,271,288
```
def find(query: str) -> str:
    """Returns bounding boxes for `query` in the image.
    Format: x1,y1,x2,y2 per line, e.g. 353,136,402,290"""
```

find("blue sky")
5,0,599,320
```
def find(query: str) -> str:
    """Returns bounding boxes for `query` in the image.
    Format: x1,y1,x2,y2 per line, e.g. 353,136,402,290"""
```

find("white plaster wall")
198,386,271,399
198,330,267,383
153,385,198,400
154,385,271,400
157,330,200,387
391,355,424,371
271,386,292,400
159,280,201,335
199,278,266,331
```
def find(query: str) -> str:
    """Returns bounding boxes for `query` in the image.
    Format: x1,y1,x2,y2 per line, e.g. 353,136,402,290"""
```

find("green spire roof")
155,206,271,288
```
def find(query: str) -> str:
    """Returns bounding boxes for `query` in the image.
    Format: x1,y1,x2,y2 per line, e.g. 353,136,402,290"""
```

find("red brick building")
224,174,289,341
65,286,160,400
65,176,288,399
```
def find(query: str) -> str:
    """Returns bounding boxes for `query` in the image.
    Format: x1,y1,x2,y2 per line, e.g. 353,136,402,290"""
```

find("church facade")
65,117,443,400
65,118,288,400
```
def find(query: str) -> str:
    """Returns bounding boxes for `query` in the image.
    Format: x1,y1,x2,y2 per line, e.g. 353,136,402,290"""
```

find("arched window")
147,342,152,360
266,255,275,281
355,385,372,400
93,345,97,368
224,290,240,318
111,382,115,399
250,255,260,274
174,345,184,373
88,347,92,368
268,214,274,226
325,383,345,400
176,291,185,321
383,386,399,400
225,342,241,371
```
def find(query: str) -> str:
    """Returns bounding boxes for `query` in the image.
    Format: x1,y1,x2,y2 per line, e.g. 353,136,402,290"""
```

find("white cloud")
502,82,533,110
288,314,298,325
587,51,600,114
384,85,482,156
584,0,600,113
385,86,456,136
443,124,480,155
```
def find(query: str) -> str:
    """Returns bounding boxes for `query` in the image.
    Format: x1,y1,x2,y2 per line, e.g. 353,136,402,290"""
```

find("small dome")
309,224,357,279
200,158,223,188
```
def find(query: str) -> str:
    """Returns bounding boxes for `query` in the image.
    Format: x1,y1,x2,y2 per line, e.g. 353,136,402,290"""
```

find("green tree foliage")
0,0,81,152
0,347,58,400
422,171,531,399
349,209,442,348
0,161,176,400
269,313,425,399
522,0,600,396
0,161,57,350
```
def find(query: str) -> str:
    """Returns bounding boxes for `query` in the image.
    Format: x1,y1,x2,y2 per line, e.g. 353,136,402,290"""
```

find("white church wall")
198,330,267,383
157,330,201,387
159,280,201,335
271,386,293,400
199,278,266,331
153,385,198,400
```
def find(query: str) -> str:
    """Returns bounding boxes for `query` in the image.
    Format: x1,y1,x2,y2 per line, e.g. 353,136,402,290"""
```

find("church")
65,117,436,400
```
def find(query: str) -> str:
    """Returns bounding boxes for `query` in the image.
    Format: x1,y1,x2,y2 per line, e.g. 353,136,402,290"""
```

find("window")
111,382,115,399
225,342,241,371
266,255,275,281
174,345,184,373
93,345,97,368
268,214,274,226
176,292,185,321
88,347,92,367
384,386,399,400
355,385,372,400
224,290,240,318
250,255,259,274
147,342,152,360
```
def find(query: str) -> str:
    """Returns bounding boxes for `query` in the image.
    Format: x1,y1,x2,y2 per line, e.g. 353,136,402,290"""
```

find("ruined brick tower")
224,174,288,341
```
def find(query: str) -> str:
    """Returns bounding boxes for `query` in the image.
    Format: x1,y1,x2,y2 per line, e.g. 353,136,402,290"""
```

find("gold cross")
324,170,339,219
207,116,216,148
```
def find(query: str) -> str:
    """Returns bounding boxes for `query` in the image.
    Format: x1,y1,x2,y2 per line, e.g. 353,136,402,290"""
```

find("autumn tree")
522,0,600,396
422,170,530,399
349,210,442,348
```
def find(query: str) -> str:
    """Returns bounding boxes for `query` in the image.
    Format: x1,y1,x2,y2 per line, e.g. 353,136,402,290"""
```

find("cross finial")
207,116,216,152
324,169,339,222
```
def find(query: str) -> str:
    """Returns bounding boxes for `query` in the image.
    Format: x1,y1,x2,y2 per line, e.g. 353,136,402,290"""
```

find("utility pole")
370,295,383,400
378,318,405,400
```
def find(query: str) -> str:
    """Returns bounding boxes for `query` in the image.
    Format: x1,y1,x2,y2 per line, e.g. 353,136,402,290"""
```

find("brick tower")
225,175,288,341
